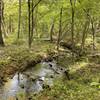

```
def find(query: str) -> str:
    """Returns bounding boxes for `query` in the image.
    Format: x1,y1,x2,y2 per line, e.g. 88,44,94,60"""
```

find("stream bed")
0,61,66,100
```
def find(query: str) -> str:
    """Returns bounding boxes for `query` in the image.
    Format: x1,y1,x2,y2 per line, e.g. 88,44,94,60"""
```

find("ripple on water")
0,61,64,99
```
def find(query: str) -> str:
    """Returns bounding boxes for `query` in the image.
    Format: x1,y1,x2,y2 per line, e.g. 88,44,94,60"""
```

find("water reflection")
0,61,63,99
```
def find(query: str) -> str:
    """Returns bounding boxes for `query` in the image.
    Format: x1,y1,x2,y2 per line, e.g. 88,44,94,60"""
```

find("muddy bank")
0,51,57,84
0,60,68,100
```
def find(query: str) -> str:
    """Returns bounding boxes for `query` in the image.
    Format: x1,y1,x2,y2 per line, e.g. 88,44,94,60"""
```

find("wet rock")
10,75,14,79
43,56,53,62
20,84,25,89
49,63,52,67
28,97,32,100
64,70,70,80
15,97,18,100
24,73,30,78
30,76,37,82
42,84,50,89
60,68,63,71
0,76,6,85
31,78,36,82
0,80,4,86
50,75,54,78
3,79,7,82
38,77,45,81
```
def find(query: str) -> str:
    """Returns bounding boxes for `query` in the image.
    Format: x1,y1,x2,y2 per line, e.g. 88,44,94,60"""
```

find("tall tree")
28,0,31,48
8,15,12,33
50,18,54,42
57,7,63,51
2,1,7,38
17,0,21,39
0,0,4,46
31,0,34,43
91,17,95,51
70,0,76,46
81,19,89,50
28,0,42,48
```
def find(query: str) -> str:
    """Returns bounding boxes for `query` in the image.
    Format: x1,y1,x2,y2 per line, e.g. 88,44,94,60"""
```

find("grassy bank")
0,34,100,100
32,56,100,100
0,40,55,81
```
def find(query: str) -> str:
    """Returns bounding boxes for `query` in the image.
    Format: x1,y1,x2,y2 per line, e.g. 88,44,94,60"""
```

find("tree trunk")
1,1,7,38
70,0,76,60
17,0,21,39
70,0,76,46
28,0,31,48
91,18,95,51
81,20,89,50
9,15,12,33
50,19,54,42
57,8,62,51
0,0,4,46
31,0,34,43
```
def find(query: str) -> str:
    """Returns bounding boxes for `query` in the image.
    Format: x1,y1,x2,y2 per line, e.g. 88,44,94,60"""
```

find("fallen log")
60,41,83,56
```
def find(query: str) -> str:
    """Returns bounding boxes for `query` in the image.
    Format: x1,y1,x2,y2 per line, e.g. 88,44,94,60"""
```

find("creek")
0,60,66,100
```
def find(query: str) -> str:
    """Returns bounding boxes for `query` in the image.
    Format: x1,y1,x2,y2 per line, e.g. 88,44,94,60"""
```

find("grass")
32,57,100,100
15,51,100,100
0,33,100,100
0,36,56,79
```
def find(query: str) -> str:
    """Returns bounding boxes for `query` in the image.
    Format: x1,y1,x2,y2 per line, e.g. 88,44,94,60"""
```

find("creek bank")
0,60,69,100
0,51,58,85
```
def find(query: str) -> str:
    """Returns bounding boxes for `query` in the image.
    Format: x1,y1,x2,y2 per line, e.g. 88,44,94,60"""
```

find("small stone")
49,64,52,67
28,97,32,100
31,78,36,82
20,84,24,89
50,75,54,78
60,68,63,71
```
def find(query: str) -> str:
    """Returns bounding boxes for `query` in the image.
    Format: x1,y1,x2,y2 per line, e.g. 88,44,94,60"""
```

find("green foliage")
0,0,100,100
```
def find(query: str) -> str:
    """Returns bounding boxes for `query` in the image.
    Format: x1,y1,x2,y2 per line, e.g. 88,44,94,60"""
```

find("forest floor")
0,39,56,82
0,34,100,100
34,55,100,100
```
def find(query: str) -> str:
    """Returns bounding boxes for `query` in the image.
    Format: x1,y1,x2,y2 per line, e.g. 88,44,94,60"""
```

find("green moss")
0,40,55,77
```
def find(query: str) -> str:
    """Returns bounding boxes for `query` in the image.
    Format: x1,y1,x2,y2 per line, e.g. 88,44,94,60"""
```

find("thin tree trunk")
2,20,7,38
50,19,54,42
81,20,89,50
9,15,12,33
70,0,76,61
35,6,38,37
28,0,31,48
0,0,4,46
56,8,63,63
57,8,63,51
91,18,95,51
1,1,7,38
31,0,34,43
70,0,76,47
17,0,21,39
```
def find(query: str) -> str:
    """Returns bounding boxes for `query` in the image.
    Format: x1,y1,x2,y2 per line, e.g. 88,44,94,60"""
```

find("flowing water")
0,61,65,100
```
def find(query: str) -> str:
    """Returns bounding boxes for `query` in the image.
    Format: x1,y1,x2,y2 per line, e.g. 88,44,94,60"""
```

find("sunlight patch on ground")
70,61,88,73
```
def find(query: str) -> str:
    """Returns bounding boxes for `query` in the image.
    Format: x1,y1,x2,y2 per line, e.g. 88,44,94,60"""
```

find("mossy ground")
0,33,100,100
31,35,100,100
32,56,100,100
0,34,55,79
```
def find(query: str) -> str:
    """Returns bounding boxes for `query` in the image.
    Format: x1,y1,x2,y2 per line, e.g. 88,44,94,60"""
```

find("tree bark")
0,0,4,46
57,8,63,51
17,0,21,39
50,19,54,42
28,0,31,48
81,20,89,50
31,0,34,43
91,18,95,51
70,0,76,46
9,15,12,33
